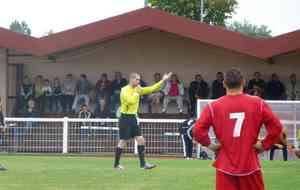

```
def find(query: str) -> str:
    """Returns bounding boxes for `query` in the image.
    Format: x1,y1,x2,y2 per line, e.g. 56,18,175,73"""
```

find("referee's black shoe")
141,163,156,170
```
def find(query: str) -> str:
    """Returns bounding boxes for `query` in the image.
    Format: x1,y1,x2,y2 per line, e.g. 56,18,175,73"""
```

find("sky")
0,0,299,37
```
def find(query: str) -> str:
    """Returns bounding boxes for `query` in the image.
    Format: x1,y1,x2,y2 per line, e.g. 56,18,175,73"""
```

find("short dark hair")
224,68,243,89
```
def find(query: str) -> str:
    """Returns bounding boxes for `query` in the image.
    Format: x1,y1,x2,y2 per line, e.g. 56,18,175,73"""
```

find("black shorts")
118,114,141,140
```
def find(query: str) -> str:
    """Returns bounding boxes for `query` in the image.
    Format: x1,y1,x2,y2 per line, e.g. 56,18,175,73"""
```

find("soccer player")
114,72,172,170
192,68,283,190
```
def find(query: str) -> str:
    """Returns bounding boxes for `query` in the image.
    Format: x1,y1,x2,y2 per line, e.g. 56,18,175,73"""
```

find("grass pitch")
0,155,299,190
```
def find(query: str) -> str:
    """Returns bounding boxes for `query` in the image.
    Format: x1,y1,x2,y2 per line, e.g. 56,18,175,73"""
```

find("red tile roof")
1,7,299,59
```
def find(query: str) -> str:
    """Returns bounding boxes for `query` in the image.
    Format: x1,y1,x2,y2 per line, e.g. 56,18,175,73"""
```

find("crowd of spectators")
17,71,300,117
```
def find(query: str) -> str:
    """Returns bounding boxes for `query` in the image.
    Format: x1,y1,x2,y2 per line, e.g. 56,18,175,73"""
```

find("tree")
149,0,238,26
227,20,272,38
9,20,31,36
43,29,55,36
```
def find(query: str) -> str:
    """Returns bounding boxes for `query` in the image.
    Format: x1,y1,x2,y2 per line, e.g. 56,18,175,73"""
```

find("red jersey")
193,94,282,176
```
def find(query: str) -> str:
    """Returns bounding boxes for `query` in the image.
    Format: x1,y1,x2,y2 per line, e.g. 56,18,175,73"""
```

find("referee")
114,72,172,170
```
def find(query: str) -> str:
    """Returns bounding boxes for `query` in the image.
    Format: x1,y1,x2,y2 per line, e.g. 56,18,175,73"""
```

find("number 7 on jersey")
230,112,245,137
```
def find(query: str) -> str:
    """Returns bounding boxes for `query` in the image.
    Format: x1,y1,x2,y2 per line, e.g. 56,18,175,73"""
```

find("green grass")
0,155,299,190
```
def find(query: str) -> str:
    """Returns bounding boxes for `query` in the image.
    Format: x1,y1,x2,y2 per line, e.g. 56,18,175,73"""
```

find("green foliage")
228,20,272,38
9,20,31,36
149,0,238,26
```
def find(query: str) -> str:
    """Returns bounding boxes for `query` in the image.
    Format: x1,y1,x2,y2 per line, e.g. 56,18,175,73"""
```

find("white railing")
2,118,186,155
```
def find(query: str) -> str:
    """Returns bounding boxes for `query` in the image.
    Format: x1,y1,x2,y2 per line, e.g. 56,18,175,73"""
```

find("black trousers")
181,134,193,158
270,145,288,161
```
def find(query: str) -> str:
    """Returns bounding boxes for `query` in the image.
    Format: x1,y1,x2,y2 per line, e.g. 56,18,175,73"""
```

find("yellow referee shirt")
120,80,164,115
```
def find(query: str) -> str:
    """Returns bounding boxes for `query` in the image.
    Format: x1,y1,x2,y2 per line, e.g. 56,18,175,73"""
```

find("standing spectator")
211,72,226,99
162,74,184,113
52,77,63,113
266,73,286,100
179,118,196,159
148,73,164,113
247,72,266,97
33,75,44,112
95,73,111,118
111,72,127,116
62,74,76,113
286,73,300,100
19,75,34,113
73,74,91,112
78,104,93,148
189,74,209,116
42,79,52,113
0,97,7,171
23,98,39,132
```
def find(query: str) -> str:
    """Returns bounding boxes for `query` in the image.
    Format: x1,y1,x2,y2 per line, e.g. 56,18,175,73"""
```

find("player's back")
210,94,266,175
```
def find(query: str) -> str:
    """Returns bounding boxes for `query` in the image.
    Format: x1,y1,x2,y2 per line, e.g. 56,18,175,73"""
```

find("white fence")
0,100,299,159
1,118,187,156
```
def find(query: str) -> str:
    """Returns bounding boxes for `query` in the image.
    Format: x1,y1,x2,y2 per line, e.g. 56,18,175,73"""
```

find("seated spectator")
73,74,92,112
33,75,44,112
148,73,164,113
19,75,34,113
266,73,286,100
211,72,226,99
62,74,76,113
286,73,300,100
95,73,111,118
52,77,63,113
42,79,52,113
189,74,209,116
247,72,266,97
162,74,184,113
139,75,148,106
111,72,127,116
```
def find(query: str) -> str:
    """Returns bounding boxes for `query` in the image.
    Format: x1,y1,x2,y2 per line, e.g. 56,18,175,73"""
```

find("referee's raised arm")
137,72,172,95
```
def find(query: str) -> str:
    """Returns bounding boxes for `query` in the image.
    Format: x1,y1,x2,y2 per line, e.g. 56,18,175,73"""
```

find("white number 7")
230,112,245,137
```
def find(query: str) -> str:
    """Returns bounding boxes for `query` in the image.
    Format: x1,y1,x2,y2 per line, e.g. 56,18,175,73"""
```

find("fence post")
62,117,69,154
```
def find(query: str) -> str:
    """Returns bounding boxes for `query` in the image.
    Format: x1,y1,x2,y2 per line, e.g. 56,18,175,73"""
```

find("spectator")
211,72,226,99
95,73,112,118
19,75,34,113
162,74,184,113
286,73,300,100
0,97,7,171
52,77,63,113
148,73,164,113
78,104,93,138
266,73,286,100
62,74,76,113
139,75,148,108
247,72,266,97
42,79,52,112
179,118,196,159
73,74,91,112
78,104,93,119
189,74,209,116
24,98,38,129
33,75,44,112
111,72,127,116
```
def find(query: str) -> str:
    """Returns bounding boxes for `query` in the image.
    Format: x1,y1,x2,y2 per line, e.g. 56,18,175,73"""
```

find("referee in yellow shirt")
114,72,172,170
